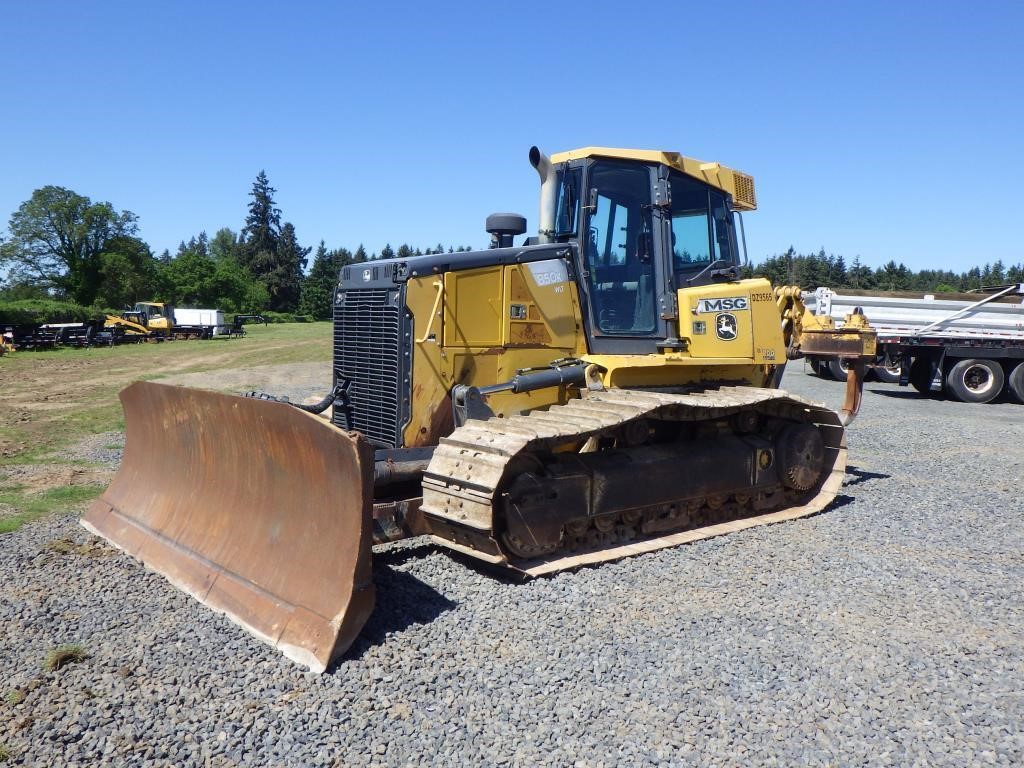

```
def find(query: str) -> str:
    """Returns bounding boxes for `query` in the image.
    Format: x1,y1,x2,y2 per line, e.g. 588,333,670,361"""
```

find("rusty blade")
81,381,376,672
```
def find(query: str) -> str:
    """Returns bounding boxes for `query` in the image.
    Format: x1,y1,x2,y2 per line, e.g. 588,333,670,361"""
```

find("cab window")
584,161,656,335
669,173,734,275
554,168,581,237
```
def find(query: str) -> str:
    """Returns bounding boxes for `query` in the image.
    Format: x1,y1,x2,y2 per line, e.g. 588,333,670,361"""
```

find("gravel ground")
1,366,1022,767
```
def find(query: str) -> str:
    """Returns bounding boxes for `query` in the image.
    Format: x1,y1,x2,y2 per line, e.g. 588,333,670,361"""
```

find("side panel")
443,267,504,347
503,260,581,350
402,263,585,447
678,278,786,366
583,279,786,389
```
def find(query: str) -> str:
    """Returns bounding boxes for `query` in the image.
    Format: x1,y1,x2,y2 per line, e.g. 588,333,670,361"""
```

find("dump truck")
805,285,1024,403
83,146,876,672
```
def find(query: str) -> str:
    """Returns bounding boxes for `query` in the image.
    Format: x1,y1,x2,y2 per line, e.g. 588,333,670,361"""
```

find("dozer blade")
82,381,376,673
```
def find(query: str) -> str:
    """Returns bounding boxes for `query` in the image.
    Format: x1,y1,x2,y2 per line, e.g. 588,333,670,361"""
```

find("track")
421,386,847,575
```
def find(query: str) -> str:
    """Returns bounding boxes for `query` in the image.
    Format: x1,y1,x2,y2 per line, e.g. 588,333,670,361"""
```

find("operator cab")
547,149,748,353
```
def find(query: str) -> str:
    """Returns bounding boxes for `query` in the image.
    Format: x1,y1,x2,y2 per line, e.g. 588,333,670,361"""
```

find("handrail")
415,280,445,343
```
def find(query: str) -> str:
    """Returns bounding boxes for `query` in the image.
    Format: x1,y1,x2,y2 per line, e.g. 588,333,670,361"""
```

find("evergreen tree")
240,171,281,269
832,253,848,285
379,243,395,260
990,260,1006,284
353,244,368,263
299,241,337,320
262,221,309,311
234,171,309,311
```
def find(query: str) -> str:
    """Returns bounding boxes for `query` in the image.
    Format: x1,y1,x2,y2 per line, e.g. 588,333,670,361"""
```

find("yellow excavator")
104,302,175,338
83,147,875,672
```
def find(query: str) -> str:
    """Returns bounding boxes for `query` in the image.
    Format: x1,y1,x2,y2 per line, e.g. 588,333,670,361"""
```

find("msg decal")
695,296,749,313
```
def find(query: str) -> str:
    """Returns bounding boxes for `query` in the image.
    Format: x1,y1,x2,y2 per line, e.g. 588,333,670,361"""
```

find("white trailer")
805,285,1024,403
171,308,227,338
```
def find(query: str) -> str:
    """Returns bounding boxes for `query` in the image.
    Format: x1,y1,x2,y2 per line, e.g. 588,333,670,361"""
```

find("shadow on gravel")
867,388,941,401
341,564,457,662
844,466,892,486
869,387,1021,405
372,541,438,566
374,539,526,584
822,493,856,513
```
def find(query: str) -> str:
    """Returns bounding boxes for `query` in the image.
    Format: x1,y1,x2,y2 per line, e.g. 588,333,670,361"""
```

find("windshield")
133,303,158,318
669,172,735,272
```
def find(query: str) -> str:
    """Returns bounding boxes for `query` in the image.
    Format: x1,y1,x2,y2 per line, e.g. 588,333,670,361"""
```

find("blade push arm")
776,287,877,425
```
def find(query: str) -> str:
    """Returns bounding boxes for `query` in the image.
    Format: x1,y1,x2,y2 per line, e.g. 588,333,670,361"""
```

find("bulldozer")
83,146,876,672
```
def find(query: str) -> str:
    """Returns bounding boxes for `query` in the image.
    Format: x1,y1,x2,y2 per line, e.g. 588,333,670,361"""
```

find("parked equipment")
226,314,268,337
806,286,1024,403
101,302,229,340
84,146,876,672
104,302,173,339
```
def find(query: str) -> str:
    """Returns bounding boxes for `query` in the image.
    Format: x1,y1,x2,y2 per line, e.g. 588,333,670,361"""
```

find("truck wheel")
872,355,901,384
808,357,822,376
945,359,1004,404
823,360,864,385
826,358,849,381
1008,361,1024,404
909,356,937,395
826,357,879,383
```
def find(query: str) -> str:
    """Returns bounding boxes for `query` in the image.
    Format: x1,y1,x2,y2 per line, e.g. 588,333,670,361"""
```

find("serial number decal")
527,259,568,287
750,292,775,302
695,296,749,313
757,347,777,361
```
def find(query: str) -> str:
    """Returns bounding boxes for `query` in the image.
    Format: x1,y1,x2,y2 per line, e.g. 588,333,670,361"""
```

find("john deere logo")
716,313,738,341
361,269,372,282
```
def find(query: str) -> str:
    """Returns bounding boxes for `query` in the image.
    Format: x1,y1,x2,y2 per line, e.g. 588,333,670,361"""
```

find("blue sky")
1,1,1021,272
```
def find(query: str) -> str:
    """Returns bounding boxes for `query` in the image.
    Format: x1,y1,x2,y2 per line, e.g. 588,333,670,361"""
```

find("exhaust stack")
529,146,555,244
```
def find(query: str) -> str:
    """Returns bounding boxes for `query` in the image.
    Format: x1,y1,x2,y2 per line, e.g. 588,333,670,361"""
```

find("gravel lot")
1,365,1022,767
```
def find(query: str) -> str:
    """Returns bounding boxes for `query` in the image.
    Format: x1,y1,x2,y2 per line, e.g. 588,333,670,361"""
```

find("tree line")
743,247,1023,294
0,172,470,322
3,173,1021,325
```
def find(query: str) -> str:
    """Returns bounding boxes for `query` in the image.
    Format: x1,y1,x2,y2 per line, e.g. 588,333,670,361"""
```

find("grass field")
0,323,332,532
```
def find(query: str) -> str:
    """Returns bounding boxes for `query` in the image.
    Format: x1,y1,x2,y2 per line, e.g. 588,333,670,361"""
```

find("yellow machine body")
403,270,796,432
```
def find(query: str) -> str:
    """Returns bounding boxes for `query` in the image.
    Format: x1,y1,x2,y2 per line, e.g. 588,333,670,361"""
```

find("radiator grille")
731,171,757,211
332,288,403,447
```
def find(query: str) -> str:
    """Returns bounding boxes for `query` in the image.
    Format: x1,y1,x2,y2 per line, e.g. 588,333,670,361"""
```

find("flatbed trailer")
805,285,1024,404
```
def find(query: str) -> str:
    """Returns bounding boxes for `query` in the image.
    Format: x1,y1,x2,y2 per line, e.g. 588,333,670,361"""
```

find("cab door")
579,159,662,354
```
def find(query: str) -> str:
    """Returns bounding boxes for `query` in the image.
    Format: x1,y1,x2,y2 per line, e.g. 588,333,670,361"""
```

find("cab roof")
549,146,757,211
